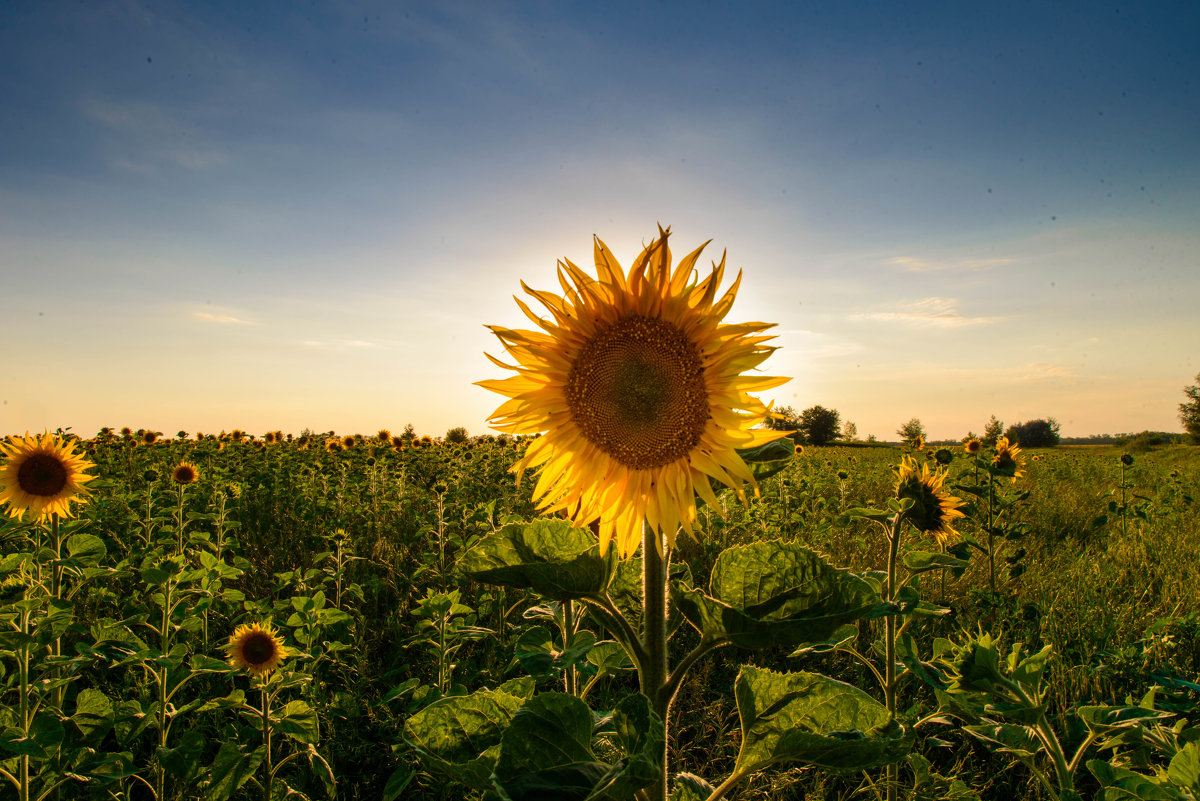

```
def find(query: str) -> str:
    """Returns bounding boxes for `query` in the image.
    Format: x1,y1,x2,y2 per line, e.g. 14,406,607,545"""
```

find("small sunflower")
224,622,288,677
0,432,96,520
991,437,1025,481
141,430,158,445
479,226,789,557
342,435,356,449
263,431,278,445
914,435,925,451
964,438,982,455
172,462,198,484
377,429,392,443
894,455,966,545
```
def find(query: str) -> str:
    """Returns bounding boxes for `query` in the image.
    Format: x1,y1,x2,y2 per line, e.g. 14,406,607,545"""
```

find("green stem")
884,514,904,801
563,598,577,696
641,523,670,801
262,684,273,801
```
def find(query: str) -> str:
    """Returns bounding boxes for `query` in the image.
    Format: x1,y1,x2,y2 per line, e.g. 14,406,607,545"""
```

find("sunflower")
479,226,789,557
224,622,288,677
991,436,1025,481
0,432,96,520
377,429,392,443
894,455,966,545
263,431,278,445
964,438,982,455
342,435,356,449
141,430,158,445
172,462,198,484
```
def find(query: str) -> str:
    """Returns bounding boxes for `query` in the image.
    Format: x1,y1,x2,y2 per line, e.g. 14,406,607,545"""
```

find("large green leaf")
403,687,526,791
674,542,883,649
458,519,616,599
204,741,266,801
276,699,320,745
73,688,115,743
490,692,662,801
733,666,910,774
739,438,795,483
1088,758,1184,800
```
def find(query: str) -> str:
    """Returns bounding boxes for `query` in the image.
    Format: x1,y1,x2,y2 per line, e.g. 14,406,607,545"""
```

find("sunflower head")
342,435,356,449
392,436,405,450
479,225,789,557
965,438,982,455
263,431,278,445
224,622,288,677
894,455,966,545
377,429,392,442
991,437,1025,481
172,463,198,484
1120,453,1134,467
0,432,96,521
141,430,158,445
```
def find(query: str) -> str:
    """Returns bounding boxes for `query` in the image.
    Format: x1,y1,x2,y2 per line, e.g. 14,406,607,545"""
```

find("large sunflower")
991,436,1025,481
0,432,96,521
894,455,966,545
225,622,288,676
479,226,789,557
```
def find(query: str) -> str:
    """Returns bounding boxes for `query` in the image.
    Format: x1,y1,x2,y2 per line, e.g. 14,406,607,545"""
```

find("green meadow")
2,431,1198,800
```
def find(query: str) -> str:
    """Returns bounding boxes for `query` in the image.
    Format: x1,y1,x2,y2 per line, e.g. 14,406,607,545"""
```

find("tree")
445,426,469,444
896,418,926,447
1181,373,1200,442
842,420,858,442
982,415,1004,446
1004,418,1061,448
799,405,841,446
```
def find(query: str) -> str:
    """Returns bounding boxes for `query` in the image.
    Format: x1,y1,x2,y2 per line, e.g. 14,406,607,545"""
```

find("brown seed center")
17,453,69,497
242,632,277,665
566,316,709,470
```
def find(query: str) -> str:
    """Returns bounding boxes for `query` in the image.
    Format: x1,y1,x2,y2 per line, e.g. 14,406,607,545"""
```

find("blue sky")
2,0,1197,440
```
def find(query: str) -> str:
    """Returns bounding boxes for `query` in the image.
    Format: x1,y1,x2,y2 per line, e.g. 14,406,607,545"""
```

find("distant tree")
842,420,858,442
445,426,469,444
1004,418,1061,448
799,405,841,446
896,418,926,447
1181,373,1200,443
982,415,1004,446
402,423,417,442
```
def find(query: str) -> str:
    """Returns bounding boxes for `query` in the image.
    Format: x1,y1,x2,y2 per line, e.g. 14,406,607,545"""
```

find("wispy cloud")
84,98,230,173
884,256,1016,272
851,297,1004,328
300,339,381,351
193,311,251,325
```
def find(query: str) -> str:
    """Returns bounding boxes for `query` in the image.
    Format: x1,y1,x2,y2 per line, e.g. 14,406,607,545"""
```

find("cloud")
84,98,230,173
193,311,251,325
884,256,1016,272
851,297,1004,327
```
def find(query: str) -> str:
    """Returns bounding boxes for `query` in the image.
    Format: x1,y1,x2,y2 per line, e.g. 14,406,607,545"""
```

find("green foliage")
799,405,842,446
1180,373,1200,442
898,417,927,446
1004,418,1062,447
445,426,470,444
983,415,1004,446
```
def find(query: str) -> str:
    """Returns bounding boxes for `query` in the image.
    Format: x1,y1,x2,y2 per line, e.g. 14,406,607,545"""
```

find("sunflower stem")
885,513,905,801
641,522,670,801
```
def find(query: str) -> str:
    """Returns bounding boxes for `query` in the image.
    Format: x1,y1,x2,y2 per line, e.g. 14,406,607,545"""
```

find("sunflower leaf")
458,519,616,599
734,666,910,774
673,541,882,649
403,687,527,791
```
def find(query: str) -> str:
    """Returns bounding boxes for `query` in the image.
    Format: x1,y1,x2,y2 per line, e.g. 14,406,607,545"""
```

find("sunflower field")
4,231,1200,801
1,428,1198,801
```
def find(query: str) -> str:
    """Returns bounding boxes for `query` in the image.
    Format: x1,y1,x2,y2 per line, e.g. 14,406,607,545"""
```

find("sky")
2,0,1198,441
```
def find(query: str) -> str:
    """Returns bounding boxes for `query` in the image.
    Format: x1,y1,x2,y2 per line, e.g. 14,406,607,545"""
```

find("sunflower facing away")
0,432,96,521
479,226,790,557
225,622,288,677
894,455,966,545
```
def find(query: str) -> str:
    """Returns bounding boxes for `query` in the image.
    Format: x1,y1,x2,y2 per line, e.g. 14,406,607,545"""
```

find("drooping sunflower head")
225,622,288,677
965,438,982,455
894,455,966,545
172,462,198,484
0,432,96,521
479,226,790,557
991,437,1025,481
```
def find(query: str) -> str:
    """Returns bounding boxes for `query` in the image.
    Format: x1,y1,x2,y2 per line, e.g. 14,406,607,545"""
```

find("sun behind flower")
225,622,288,677
0,432,96,521
895,455,966,546
480,226,790,557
